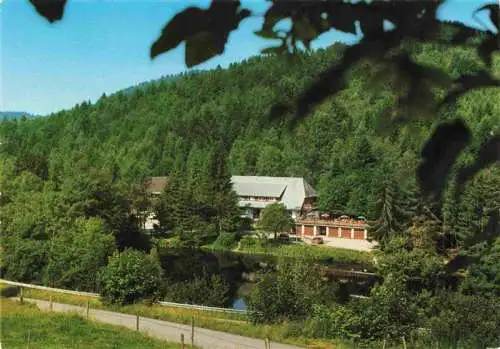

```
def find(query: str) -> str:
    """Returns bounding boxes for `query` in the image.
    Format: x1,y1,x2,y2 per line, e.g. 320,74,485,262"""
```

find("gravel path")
24,298,303,349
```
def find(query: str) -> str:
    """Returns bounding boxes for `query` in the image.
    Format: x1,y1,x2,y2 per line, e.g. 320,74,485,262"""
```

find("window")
318,226,327,236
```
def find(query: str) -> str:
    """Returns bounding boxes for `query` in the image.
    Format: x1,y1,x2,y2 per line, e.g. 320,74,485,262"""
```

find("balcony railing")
296,218,368,228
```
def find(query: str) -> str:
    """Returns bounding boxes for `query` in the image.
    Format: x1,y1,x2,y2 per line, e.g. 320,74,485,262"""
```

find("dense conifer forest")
1,33,499,347
2,39,498,223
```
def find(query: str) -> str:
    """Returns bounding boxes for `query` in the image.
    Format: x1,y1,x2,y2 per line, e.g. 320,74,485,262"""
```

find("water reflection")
158,248,377,309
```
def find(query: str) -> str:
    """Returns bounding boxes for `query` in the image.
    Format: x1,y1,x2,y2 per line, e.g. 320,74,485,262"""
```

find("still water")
158,248,377,310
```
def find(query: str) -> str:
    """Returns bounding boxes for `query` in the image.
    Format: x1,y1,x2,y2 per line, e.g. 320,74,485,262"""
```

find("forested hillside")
0,111,33,121
1,36,499,284
2,26,500,347
2,39,498,216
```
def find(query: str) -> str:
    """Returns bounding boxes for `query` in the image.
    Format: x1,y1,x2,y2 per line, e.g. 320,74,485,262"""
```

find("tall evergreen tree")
155,168,185,232
208,146,240,234
456,169,500,242
369,181,409,245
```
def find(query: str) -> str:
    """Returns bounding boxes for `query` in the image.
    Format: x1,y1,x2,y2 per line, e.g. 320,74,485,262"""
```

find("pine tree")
407,198,442,251
209,146,240,234
155,167,185,232
456,169,500,242
369,181,409,245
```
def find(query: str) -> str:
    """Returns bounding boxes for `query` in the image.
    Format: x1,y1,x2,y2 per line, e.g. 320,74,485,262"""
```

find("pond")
158,248,378,310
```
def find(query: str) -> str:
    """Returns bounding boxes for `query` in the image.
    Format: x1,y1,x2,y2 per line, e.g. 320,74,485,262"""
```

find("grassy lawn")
0,283,349,348
1,289,467,349
0,298,185,349
205,241,373,269
1,284,245,321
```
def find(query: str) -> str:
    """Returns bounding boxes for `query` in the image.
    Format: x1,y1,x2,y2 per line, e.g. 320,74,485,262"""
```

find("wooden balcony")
296,218,368,229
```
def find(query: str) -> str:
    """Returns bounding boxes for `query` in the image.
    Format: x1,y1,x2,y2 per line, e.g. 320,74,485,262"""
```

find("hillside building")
143,176,168,230
231,175,317,220
142,174,372,247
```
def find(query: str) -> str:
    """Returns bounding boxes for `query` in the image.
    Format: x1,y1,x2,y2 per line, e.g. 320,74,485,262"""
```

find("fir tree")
209,145,240,234
369,181,409,245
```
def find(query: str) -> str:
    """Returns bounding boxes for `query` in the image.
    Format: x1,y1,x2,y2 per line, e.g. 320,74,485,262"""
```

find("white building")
231,175,317,220
143,176,168,230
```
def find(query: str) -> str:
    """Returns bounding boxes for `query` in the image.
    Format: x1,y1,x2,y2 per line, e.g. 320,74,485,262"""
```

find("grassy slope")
0,284,349,348
0,299,183,349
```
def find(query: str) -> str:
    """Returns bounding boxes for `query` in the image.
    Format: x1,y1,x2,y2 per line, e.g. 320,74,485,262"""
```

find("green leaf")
254,29,281,40
325,4,358,34
450,26,478,44
262,3,290,31
293,43,371,119
477,34,499,67
151,7,207,59
475,4,499,32
294,20,318,41
396,53,453,87
29,0,67,23
151,1,251,66
456,135,500,189
185,31,226,68
441,70,500,106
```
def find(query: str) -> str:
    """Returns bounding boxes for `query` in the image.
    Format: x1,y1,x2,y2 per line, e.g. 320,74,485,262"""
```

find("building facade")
294,214,375,250
142,175,373,245
231,175,317,220
143,176,168,230
295,215,368,240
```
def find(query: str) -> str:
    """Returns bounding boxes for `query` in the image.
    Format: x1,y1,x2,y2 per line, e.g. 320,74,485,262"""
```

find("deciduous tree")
257,203,294,240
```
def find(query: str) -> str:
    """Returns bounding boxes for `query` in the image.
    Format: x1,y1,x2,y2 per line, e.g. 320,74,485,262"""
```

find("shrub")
212,232,237,249
239,235,257,248
353,274,419,341
303,304,360,340
235,217,253,232
0,285,19,298
43,218,115,292
247,259,325,324
163,274,231,307
99,249,164,305
161,236,183,248
426,292,500,348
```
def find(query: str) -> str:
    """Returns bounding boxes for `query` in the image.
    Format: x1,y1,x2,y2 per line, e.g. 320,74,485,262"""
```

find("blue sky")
0,0,496,115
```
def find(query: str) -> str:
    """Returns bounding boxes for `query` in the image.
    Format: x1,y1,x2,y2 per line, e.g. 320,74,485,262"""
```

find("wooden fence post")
86,299,90,320
136,314,139,331
180,333,185,349
49,295,53,311
191,317,195,346
20,287,24,304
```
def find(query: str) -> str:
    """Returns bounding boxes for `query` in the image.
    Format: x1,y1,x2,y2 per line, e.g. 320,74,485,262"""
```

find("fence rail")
0,278,246,314
158,300,246,314
0,279,100,297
